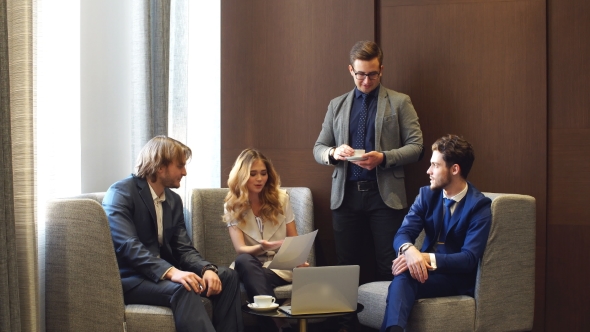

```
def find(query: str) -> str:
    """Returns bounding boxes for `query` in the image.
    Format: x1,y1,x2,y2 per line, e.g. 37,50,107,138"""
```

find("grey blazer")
313,85,423,210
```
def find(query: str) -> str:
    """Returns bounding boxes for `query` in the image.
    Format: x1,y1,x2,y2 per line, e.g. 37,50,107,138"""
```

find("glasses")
352,68,381,80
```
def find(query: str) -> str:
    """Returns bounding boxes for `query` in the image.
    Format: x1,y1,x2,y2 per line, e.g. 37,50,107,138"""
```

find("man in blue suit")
103,136,243,332
381,134,492,332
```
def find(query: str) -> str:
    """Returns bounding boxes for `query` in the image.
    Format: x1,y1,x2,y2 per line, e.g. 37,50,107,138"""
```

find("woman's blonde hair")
223,148,282,225
134,136,192,182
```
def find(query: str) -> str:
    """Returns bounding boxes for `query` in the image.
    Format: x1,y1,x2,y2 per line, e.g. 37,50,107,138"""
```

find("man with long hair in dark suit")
103,136,243,332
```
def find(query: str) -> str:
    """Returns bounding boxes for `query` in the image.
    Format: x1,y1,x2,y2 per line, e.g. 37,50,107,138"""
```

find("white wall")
80,0,133,193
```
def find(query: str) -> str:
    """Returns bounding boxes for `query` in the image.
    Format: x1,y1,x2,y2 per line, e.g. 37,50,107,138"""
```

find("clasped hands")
166,267,222,296
332,144,383,170
392,246,432,283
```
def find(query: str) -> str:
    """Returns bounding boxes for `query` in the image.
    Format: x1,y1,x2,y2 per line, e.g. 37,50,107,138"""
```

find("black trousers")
124,266,244,332
332,183,405,280
234,253,289,301
331,183,405,331
234,253,290,332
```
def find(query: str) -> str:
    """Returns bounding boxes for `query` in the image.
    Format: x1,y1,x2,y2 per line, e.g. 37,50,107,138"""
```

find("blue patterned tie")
352,94,369,177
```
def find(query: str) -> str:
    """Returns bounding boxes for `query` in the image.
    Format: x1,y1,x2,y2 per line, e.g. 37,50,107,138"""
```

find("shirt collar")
354,85,380,100
148,183,166,203
443,182,468,203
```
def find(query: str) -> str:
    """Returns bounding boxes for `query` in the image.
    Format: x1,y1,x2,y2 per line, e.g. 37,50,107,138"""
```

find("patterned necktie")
441,198,456,242
352,94,369,177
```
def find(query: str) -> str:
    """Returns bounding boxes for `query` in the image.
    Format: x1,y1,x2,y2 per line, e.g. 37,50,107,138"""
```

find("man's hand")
201,270,222,297
403,246,432,283
332,144,354,161
166,267,205,293
352,151,384,170
391,255,408,276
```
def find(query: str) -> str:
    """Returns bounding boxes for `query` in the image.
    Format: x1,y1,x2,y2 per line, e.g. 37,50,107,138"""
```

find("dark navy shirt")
347,86,380,182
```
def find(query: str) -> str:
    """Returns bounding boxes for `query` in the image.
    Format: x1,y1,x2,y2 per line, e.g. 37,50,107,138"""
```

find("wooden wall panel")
380,0,547,329
218,2,590,330
547,0,590,330
221,0,374,268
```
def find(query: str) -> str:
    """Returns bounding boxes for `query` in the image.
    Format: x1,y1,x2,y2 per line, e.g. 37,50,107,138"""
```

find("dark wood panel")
379,0,547,330
547,0,590,330
221,0,374,268
548,129,590,225
221,0,374,151
383,0,537,5
548,0,590,129
546,225,590,330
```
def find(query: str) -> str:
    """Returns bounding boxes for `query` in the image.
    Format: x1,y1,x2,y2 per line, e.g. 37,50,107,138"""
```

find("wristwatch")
400,244,413,255
201,264,218,276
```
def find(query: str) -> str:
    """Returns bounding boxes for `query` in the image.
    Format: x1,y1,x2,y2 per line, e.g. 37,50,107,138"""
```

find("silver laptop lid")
288,265,360,315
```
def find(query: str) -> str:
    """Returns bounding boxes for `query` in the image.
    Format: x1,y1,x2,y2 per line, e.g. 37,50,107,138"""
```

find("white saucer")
346,156,367,161
247,303,279,312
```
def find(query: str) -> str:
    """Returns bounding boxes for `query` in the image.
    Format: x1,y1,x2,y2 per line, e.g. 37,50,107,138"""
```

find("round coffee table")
241,303,364,332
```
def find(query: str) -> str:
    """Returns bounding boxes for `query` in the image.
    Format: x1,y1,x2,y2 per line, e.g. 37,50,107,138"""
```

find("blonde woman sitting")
224,149,307,332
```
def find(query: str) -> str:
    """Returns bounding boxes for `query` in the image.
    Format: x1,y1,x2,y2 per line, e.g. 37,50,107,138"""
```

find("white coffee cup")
253,295,276,308
353,149,365,158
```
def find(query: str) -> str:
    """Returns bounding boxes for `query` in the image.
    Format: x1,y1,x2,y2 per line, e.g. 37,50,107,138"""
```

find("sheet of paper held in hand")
267,230,318,270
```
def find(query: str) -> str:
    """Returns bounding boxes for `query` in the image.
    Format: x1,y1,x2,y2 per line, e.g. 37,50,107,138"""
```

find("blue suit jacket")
394,183,492,278
103,175,212,292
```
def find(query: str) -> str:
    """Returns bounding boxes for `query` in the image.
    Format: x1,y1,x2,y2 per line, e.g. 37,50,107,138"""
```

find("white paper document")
267,230,318,270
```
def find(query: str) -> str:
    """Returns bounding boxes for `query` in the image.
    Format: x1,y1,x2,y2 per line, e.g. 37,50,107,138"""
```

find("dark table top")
241,303,364,320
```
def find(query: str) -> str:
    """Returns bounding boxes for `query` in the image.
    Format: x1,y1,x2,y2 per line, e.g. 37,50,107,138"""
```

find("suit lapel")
432,193,445,243
239,210,263,241
161,195,172,248
238,210,284,242
374,85,387,149
441,185,473,240
442,199,466,241
263,215,283,240
136,177,158,230
341,90,353,146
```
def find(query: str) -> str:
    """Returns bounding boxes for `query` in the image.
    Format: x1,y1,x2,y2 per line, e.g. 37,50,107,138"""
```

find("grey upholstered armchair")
45,187,314,331
357,193,536,332
189,187,316,301
45,193,179,332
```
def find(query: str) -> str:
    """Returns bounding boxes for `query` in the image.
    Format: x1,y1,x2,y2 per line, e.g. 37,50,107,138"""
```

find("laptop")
279,265,360,315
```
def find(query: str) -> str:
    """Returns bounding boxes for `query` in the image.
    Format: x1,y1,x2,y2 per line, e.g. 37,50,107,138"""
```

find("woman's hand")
296,261,310,268
259,239,283,252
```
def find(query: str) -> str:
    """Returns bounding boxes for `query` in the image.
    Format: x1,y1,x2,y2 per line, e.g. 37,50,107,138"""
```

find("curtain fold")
132,0,190,203
131,0,174,163
1,0,22,329
2,0,38,331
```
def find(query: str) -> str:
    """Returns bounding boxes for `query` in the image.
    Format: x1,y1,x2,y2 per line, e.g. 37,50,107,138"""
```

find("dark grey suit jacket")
313,85,423,210
103,175,212,292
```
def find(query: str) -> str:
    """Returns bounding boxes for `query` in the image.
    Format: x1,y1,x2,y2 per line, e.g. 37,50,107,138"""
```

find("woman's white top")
226,189,294,281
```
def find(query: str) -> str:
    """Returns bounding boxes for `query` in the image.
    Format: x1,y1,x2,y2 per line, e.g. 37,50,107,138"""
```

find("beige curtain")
0,0,21,329
1,0,40,331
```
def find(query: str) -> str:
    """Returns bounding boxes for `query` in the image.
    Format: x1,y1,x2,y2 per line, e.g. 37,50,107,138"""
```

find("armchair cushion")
357,193,535,332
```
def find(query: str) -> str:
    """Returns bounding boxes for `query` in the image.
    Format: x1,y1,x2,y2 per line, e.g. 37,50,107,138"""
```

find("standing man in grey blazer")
313,40,423,286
